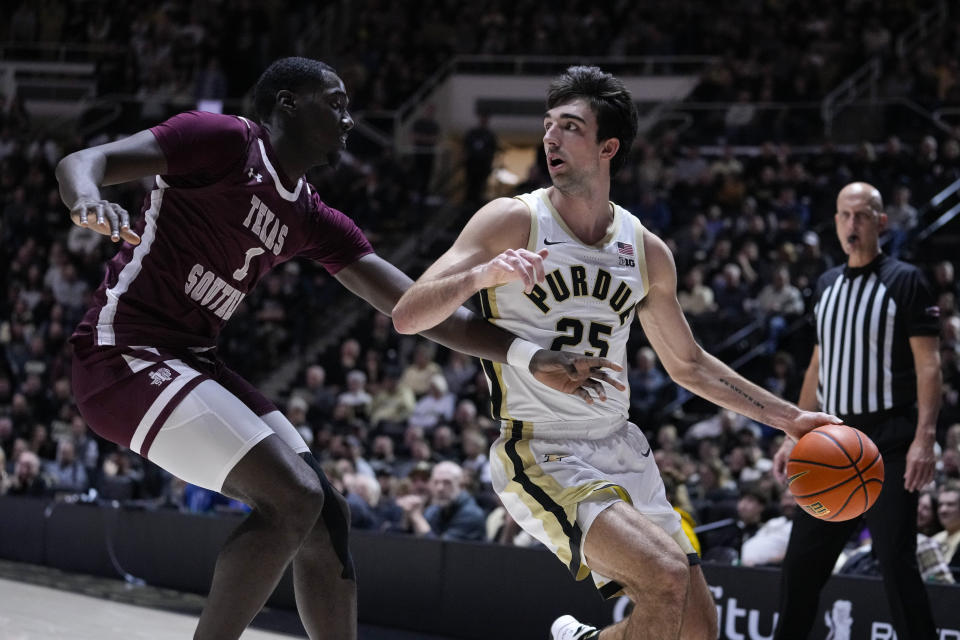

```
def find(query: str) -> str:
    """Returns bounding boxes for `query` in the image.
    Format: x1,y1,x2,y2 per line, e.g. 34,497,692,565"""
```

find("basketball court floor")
0,560,459,640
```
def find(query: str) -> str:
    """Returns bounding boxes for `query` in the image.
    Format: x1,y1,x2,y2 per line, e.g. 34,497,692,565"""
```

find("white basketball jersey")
479,188,650,436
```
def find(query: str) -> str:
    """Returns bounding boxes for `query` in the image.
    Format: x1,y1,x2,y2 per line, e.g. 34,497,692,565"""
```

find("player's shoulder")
153,110,254,149
637,225,670,258
165,110,253,133
467,196,533,231
302,183,340,218
479,195,532,219
455,196,533,253
636,226,675,286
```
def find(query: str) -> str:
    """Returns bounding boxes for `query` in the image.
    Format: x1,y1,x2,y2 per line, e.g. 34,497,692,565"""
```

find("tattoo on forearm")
719,378,765,409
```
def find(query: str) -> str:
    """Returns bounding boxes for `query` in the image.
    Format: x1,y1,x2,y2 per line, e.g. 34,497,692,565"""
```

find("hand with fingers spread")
475,248,549,293
528,350,626,404
70,197,141,245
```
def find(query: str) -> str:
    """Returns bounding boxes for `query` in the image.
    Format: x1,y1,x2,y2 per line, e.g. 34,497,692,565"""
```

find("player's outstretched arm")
637,231,839,441
336,252,623,402
56,130,167,245
392,197,548,335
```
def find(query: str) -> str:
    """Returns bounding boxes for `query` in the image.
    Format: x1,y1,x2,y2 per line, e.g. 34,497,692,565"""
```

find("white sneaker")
550,614,599,640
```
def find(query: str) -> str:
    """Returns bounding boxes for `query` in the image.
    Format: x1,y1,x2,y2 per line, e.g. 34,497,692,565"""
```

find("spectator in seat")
44,438,89,493
462,111,498,204
629,347,670,424
396,461,485,541
69,416,99,483
401,341,443,396
741,491,797,567
713,263,750,330
917,489,943,538
933,482,960,580
370,366,416,434
301,365,338,419
343,472,382,531
338,369,373,421
677,264,716,317
408,374,455,430
7,450,49,497
431,425,458,461
443,350,478,397
461,429,490,485
369,434,398,477
285,395,314,449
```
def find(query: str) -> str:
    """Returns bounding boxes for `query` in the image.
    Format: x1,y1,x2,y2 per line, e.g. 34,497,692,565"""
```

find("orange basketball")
786,424,884,522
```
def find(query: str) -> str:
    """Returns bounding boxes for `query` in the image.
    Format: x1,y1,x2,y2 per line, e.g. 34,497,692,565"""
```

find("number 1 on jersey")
233,247,265,281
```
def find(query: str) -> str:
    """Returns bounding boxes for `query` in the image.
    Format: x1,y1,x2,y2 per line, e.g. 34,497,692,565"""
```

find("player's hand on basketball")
904,434,936,492
475,248,548,293
773,438,795,485
529,350,625,404
70,197,140,245
785,411,843,442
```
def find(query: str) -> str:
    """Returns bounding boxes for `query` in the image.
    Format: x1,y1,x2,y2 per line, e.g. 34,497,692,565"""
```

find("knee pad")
300,453,356,581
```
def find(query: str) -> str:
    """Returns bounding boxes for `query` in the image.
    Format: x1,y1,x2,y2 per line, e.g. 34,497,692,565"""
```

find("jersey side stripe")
631,216,650,298
504,420,583,577
129,359,201,454
96,184,165,346
513,194,538,251
479,288,507,420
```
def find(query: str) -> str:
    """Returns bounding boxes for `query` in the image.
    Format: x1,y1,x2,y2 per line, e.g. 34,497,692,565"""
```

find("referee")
772,182,942,639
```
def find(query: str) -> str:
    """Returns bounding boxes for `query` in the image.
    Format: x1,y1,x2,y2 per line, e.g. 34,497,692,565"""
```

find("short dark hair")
546,66,639,178
253,57,336,123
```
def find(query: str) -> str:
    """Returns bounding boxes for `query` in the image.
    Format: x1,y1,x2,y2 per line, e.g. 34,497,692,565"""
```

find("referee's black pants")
774,411,938,640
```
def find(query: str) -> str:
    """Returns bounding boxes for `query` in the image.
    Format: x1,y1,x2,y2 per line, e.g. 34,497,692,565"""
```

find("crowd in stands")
4,0,955,114
2,0,960,581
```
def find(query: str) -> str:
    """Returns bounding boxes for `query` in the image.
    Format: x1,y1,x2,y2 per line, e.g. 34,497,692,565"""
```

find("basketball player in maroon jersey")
57,57,622,640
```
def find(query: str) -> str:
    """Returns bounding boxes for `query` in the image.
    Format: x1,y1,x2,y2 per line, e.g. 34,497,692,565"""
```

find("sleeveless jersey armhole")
631,215,650,297
513,194,539,252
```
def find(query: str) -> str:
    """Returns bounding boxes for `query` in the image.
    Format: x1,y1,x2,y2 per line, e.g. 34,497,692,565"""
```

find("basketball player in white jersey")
393,66,841,640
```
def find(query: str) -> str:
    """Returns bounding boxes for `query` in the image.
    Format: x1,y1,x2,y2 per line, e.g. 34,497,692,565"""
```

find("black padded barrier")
2,497,958,639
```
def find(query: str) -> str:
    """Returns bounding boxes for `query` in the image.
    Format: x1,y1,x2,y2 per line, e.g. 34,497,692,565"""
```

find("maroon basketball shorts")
72,343,309,491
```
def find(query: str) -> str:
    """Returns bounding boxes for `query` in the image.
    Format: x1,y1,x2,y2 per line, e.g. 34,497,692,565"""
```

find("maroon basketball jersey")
73,111,373,350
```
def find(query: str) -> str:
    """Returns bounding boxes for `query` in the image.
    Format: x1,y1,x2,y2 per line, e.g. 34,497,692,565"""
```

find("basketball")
786,424,884,522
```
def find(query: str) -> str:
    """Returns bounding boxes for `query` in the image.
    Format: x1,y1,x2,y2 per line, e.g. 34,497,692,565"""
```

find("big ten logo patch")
804,501,830,517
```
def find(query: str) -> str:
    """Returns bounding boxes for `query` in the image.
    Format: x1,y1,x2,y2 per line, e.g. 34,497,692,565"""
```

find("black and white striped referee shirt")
813,253,939,417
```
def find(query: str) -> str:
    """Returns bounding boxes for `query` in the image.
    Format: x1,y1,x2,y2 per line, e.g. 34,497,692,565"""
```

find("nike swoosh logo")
787,471,807,486
543,239,569,245
639,446,651,457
